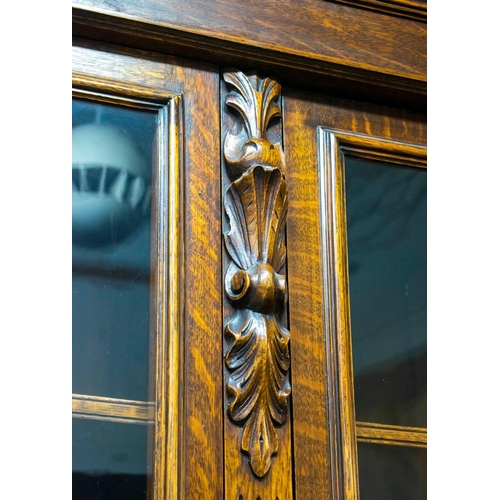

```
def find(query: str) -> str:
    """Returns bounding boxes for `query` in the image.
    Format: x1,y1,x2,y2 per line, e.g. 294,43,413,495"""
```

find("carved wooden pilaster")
222,70,291,479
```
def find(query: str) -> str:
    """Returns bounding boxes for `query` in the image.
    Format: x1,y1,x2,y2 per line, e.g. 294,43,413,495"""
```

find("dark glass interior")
72,418,149,500
72,269,151,400
72,99,156,401
357,442,426,500
344,157,426,427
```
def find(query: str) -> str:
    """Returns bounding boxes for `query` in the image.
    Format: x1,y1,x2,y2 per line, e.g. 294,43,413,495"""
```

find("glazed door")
284,90,427,500
72,41,225,499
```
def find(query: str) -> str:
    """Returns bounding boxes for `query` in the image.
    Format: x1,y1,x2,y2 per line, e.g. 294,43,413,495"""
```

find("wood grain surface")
285,89,427,147
283,104,334,500
73,39,166,88
356,421,427,447
162,57,224,500
72,0,425,80
321,128,360,500
329,0,426,22
72,394,153,423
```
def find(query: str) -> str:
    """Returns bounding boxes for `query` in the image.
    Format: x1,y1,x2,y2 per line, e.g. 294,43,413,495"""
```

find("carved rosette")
223,70,291,478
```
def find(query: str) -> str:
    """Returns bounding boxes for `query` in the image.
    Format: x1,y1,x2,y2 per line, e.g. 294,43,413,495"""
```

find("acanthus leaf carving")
225,310,290,477
223,70,291,478
224,71,285,180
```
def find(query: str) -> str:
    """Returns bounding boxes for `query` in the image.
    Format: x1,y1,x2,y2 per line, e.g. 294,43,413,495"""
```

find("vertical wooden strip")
320,129,360,500
168,95,184,499
151,102,175,500
164,59,224,500
155,97,183,499
318,130,343,500
284,95,332,500
168,96,183,500
146,95,159,499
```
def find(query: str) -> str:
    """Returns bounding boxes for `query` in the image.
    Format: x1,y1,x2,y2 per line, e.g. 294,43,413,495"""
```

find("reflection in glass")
72,99,156,401
345,157,426,427
72,100,155,247
72,418,149,500
357,442,426,500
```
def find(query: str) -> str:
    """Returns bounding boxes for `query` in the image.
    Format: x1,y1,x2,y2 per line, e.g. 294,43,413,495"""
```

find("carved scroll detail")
223,70,290,478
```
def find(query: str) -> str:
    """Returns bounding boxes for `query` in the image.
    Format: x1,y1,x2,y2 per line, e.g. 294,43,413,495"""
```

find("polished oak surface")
73,0,426,79
328,0,426,21
73,0,426,109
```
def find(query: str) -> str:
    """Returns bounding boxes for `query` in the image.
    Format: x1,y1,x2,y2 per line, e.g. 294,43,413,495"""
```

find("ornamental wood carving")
223,70,291,478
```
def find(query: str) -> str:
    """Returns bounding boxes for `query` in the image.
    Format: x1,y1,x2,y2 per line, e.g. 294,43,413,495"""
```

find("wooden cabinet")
72,2,426,498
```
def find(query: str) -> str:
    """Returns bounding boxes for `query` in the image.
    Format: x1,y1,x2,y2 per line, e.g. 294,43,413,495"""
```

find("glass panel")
72,99,157,401
72,418,149,500
345,157,426,427
357,442,426,500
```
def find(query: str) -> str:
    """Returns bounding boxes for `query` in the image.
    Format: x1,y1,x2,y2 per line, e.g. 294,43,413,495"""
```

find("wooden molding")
356,421,427,447
318,128,360,500
328,129,427,168
72,71,178,105
72,394,154,424
71,0,426,81
327,0,426,22
223,70,291,479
